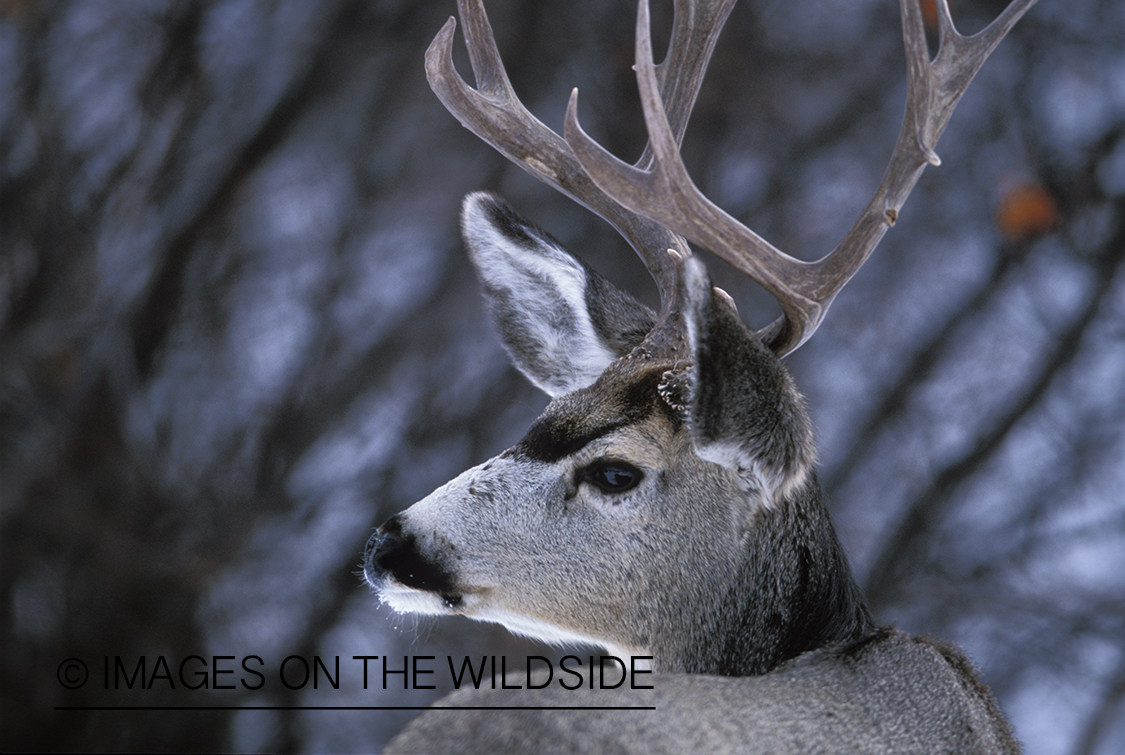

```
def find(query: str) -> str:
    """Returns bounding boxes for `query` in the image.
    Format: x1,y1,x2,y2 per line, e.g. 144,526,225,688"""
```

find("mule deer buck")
364,0,1037,751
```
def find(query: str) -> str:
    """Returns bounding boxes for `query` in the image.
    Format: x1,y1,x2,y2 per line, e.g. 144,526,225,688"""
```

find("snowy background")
2,0,1123,752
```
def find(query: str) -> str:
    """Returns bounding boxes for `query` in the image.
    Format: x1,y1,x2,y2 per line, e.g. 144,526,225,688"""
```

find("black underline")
54,705,656,711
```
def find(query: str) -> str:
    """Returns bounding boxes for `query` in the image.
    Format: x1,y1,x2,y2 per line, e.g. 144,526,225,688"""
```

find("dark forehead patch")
509,363,675,463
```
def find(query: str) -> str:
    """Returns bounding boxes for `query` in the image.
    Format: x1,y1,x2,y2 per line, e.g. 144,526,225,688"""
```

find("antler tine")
636,0,738,167
567,0,811,351
567,0,1037,356
807,0,1039,340
425,0,689,305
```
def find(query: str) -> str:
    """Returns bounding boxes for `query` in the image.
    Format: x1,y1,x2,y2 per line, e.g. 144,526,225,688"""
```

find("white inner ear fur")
463,198,617,397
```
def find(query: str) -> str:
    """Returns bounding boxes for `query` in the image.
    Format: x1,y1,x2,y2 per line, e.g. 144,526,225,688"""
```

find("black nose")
362,514,404,586
362,514,459,600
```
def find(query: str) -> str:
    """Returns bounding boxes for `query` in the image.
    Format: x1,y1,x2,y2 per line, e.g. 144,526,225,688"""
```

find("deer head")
363,0,1037,676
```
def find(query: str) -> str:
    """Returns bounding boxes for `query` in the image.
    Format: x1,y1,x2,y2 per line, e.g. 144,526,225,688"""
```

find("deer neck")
658,473,875,676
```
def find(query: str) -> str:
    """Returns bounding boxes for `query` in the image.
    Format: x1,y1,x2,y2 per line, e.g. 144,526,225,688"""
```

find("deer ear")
680,257,815,500
461,193,656,397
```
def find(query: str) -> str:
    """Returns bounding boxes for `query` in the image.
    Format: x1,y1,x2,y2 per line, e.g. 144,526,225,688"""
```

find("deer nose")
363,514,460,602
363,514,404,586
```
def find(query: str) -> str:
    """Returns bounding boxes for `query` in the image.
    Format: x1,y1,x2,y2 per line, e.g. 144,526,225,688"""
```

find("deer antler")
565,0,1038,355
429,0,1037,355
425,0,738,308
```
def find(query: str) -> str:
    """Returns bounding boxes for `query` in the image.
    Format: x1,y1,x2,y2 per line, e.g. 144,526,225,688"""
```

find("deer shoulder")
388,631,1014,754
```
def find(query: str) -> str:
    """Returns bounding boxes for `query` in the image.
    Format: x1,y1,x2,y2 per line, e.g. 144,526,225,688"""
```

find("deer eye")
584,461,643,494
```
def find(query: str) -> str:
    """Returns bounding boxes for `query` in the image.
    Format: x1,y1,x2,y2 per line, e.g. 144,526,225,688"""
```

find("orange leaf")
996,180,1058,241
920,0,939,32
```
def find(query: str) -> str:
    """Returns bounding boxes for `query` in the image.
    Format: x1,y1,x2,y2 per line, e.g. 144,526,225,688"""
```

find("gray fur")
681,256,816,503
387,631,1017,755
